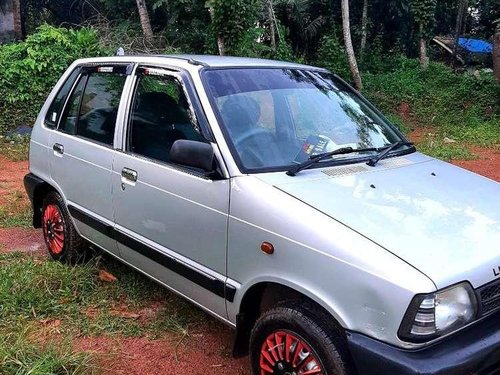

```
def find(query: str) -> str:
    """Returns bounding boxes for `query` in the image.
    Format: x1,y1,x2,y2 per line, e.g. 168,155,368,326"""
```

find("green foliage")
409,0,437,38
0,25,104,134
231,27,273,58
316,31,350,80
208,0,260,54
275,37,298,62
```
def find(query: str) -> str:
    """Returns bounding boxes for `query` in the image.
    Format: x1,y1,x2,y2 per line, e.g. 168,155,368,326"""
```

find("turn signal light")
261,242,274,255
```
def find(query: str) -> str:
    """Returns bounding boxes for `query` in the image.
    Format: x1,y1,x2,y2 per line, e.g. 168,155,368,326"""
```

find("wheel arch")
24,174,58,228
232,280,348,358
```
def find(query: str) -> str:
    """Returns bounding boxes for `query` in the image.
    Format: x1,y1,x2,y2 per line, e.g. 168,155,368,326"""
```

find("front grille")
478,278,500,316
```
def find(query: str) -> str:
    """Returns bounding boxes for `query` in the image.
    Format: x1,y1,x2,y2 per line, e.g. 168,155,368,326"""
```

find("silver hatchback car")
25,55,499,375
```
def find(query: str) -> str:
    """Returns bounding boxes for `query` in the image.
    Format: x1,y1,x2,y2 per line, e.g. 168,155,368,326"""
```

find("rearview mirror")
170,140,215,172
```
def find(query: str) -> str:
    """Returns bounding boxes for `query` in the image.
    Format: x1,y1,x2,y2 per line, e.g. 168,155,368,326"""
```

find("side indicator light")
261,242,274,255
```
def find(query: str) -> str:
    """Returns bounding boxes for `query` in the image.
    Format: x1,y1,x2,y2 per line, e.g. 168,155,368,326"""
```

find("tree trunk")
12,0,22,40
208,5,226,56
135,0,154,43
360,0,368,53
419,23,429,69
452,0,467,67
341,0,363,90
494,25,500,83
217,35,226,56
268,0,276,51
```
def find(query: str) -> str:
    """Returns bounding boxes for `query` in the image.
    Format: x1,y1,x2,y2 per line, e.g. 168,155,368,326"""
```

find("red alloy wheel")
260,331,325,375
42,204,65,255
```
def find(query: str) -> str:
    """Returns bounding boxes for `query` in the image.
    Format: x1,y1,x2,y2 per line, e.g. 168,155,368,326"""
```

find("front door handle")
121,168,138,182
53,143,64,155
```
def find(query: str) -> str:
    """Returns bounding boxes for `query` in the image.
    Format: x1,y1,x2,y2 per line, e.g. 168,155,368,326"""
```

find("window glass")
76,72,127,145
204,68,405,171
59,76,86,134
45,68,80,128
128,73,205,163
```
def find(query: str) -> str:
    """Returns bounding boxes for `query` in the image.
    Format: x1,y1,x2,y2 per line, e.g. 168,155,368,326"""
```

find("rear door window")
59,76,86,134
76,72,127,145
45,68,80,128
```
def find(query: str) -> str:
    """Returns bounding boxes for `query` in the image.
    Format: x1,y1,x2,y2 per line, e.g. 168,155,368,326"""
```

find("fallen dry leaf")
99,270,118,282
110,310,141,319
39,319,61,327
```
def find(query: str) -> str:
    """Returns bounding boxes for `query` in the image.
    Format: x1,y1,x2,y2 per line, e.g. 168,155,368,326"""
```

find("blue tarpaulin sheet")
458,38,493,54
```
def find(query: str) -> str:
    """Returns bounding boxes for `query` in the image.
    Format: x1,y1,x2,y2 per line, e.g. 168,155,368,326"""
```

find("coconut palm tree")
135,0,154,43
341,0,362,90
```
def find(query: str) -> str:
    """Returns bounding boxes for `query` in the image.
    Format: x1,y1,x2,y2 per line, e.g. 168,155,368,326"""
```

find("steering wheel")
233,127,278,167
234,127,274,148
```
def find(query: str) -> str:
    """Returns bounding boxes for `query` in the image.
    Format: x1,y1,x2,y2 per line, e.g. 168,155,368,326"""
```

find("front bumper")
347,310,500,375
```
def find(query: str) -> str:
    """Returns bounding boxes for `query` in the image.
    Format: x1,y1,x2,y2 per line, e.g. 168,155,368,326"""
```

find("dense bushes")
0,25,105,134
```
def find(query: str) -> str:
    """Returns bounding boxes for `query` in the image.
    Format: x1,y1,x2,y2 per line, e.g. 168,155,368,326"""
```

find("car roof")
164,54,321,69
73,54,325,71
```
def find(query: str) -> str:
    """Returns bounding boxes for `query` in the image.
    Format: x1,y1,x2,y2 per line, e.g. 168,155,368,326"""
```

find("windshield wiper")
366,141,413,167
287,146,379,176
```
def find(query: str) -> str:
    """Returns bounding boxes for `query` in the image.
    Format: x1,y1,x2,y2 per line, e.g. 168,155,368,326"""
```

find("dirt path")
0,227,44,253
0,155,42,252
76,329,250,375
0,155,29,206
452,147,500,182
0,144,499,374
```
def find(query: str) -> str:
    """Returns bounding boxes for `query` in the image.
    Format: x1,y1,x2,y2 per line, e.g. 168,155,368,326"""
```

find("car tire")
250,301,354,375
41,191,87,264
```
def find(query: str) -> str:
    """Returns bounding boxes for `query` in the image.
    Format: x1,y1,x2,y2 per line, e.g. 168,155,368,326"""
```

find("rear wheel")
250,302,353,375
42,192,87,263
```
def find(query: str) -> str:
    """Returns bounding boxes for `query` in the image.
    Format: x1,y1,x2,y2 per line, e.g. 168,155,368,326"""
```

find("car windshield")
203,68,409,172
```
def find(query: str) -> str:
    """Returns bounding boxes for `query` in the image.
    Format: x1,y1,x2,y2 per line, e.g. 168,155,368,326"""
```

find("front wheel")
41,191,87,263
250,302,353,375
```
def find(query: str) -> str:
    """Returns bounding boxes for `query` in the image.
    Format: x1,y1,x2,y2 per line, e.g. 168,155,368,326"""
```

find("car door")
112,66,231,320
49,64,132,256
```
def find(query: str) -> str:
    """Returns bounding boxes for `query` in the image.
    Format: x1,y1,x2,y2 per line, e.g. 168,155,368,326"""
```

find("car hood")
257,153,500,289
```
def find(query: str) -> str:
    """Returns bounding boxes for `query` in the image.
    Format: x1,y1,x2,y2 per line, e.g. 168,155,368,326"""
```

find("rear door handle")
121,168,138,182
53,143,64,155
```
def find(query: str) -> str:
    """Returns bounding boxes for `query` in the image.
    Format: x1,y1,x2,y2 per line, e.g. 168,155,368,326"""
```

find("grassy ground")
0,330,97,375
0,251,207,374
0,137,30,162
0,190,32,228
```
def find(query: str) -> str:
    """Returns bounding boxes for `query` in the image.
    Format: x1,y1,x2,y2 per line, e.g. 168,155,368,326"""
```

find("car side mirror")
170,140,215,173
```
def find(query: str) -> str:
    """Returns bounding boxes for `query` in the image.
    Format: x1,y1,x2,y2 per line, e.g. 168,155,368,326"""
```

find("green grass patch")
0,252,205,340
0,329,97,375
0,138,30,161
416,141,474,161
0,190,32,228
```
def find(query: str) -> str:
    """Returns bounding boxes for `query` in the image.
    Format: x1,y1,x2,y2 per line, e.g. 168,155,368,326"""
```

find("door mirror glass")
170,140,214,172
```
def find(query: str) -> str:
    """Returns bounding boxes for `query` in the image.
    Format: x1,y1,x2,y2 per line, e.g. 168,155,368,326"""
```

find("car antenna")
116,47,125,56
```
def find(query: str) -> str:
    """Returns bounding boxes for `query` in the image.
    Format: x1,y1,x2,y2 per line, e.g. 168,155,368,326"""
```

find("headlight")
398,282,478,343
